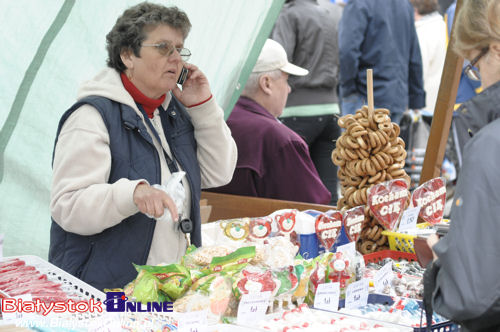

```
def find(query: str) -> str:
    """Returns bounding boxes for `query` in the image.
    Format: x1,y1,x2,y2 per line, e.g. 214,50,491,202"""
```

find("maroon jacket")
211,97,331,204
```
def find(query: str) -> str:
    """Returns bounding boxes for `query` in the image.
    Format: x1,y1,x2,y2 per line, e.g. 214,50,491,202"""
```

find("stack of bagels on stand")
331,69,411,254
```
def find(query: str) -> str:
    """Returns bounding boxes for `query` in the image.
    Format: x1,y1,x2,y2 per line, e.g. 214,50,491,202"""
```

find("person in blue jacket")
338,0,426,124
445,0,481,106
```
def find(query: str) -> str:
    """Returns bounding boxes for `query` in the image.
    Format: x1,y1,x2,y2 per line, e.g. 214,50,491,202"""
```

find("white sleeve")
186,97,237,189
50,105,145,235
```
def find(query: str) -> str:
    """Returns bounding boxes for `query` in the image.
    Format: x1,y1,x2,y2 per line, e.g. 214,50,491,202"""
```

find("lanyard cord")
136,104,193,243
136,103,179,174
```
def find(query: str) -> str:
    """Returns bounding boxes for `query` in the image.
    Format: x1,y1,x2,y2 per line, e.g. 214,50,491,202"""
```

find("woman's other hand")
172,63,212,107
133,182,178,221
427,233,440,262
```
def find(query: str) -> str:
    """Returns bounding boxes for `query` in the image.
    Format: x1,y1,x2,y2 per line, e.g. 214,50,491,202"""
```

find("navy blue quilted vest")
49,96,201,290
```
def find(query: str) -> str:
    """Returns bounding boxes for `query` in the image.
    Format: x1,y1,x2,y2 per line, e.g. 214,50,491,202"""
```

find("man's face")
268,71,291,118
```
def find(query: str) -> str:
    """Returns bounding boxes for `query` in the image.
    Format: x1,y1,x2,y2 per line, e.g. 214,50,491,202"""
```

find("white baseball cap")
252,39,309,76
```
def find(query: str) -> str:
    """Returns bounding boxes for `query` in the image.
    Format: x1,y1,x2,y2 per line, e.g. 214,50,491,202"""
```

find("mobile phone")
177,67,188,85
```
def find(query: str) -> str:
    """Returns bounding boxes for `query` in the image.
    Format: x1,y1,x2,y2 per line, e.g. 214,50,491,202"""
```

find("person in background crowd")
411,0,447,114
211,39,331,205
445,0,481,106
438,0,454,14
49,2,237,290
423,1,500,330
338,0,426,124
271,0,343,205
328,0,348,6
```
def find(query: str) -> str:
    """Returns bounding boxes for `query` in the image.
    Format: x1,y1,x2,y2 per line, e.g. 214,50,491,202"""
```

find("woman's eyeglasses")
142,42,191,61
464,47,488,81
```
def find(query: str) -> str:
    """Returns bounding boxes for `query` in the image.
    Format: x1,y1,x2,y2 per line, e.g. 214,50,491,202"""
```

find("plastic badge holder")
151,171,186,223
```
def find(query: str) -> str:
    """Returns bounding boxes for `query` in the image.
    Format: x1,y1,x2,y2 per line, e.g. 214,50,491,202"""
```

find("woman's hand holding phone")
172,63,212,108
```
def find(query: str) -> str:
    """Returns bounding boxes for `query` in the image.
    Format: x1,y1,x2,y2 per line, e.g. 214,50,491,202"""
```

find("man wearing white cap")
210,39,331,204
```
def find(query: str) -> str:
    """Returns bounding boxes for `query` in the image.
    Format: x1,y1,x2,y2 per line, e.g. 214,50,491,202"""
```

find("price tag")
398,207,421,232
2,294,33,323
336,241,356,256
237,291,271,326
345,279,369,309
374,261,394,293
178,310,208,332
314,282,340,312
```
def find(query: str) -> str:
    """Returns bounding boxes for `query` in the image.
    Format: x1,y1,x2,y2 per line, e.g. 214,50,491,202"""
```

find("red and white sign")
342,206,366,242
411,177,446,225
315,211,342,250
368,179,409,230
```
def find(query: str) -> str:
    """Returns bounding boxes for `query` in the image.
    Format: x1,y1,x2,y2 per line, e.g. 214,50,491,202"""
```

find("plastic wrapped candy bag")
181,244,235,270
131,263,192,301
233,266,280,300
292,257,314,305
175,272,235,323
123,269,169,304
271,265,299,312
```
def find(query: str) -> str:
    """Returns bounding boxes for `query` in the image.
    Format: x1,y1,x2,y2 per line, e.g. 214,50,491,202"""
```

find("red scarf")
120,73,166,118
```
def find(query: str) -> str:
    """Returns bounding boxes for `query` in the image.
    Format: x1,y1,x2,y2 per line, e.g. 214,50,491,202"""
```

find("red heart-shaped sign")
275,210,297,234
249,217,272,239
368,179,409,230
411,177,446,225
343,206,367,242
315,211,343,250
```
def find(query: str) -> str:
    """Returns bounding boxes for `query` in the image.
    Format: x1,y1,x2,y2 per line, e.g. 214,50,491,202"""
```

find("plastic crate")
363,250,417,264
381,222,433,253
0,255,178,329
381,230,418,253
1,255,106,301
1,255,107,322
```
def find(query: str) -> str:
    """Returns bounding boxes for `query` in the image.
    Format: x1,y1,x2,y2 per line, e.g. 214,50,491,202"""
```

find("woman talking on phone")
49,2,237,290
423,0,500,330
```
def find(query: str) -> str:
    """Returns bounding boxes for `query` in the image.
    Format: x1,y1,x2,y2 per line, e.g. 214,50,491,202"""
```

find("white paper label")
374,261,394,293
314,282,340,312
398,207,421,232
237,291,271,326
345,279,369,309
178,310,208,332
336,241,356,256
1,294,33,323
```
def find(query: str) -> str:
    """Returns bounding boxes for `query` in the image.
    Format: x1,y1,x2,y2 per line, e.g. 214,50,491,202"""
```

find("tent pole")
419,0,463,184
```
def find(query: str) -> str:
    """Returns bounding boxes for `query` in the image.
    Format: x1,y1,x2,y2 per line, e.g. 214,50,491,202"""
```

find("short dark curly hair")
106,2,191,72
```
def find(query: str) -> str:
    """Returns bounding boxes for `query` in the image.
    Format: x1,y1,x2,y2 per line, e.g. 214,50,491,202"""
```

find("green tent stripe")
0,0,76,183
224,0,285,119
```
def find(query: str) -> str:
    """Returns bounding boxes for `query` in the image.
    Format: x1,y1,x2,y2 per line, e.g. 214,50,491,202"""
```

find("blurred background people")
50,2,237,290
271,0,343,205
338,0,426,125
411,0,447,114
444,0,481,107
211,39,331,204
